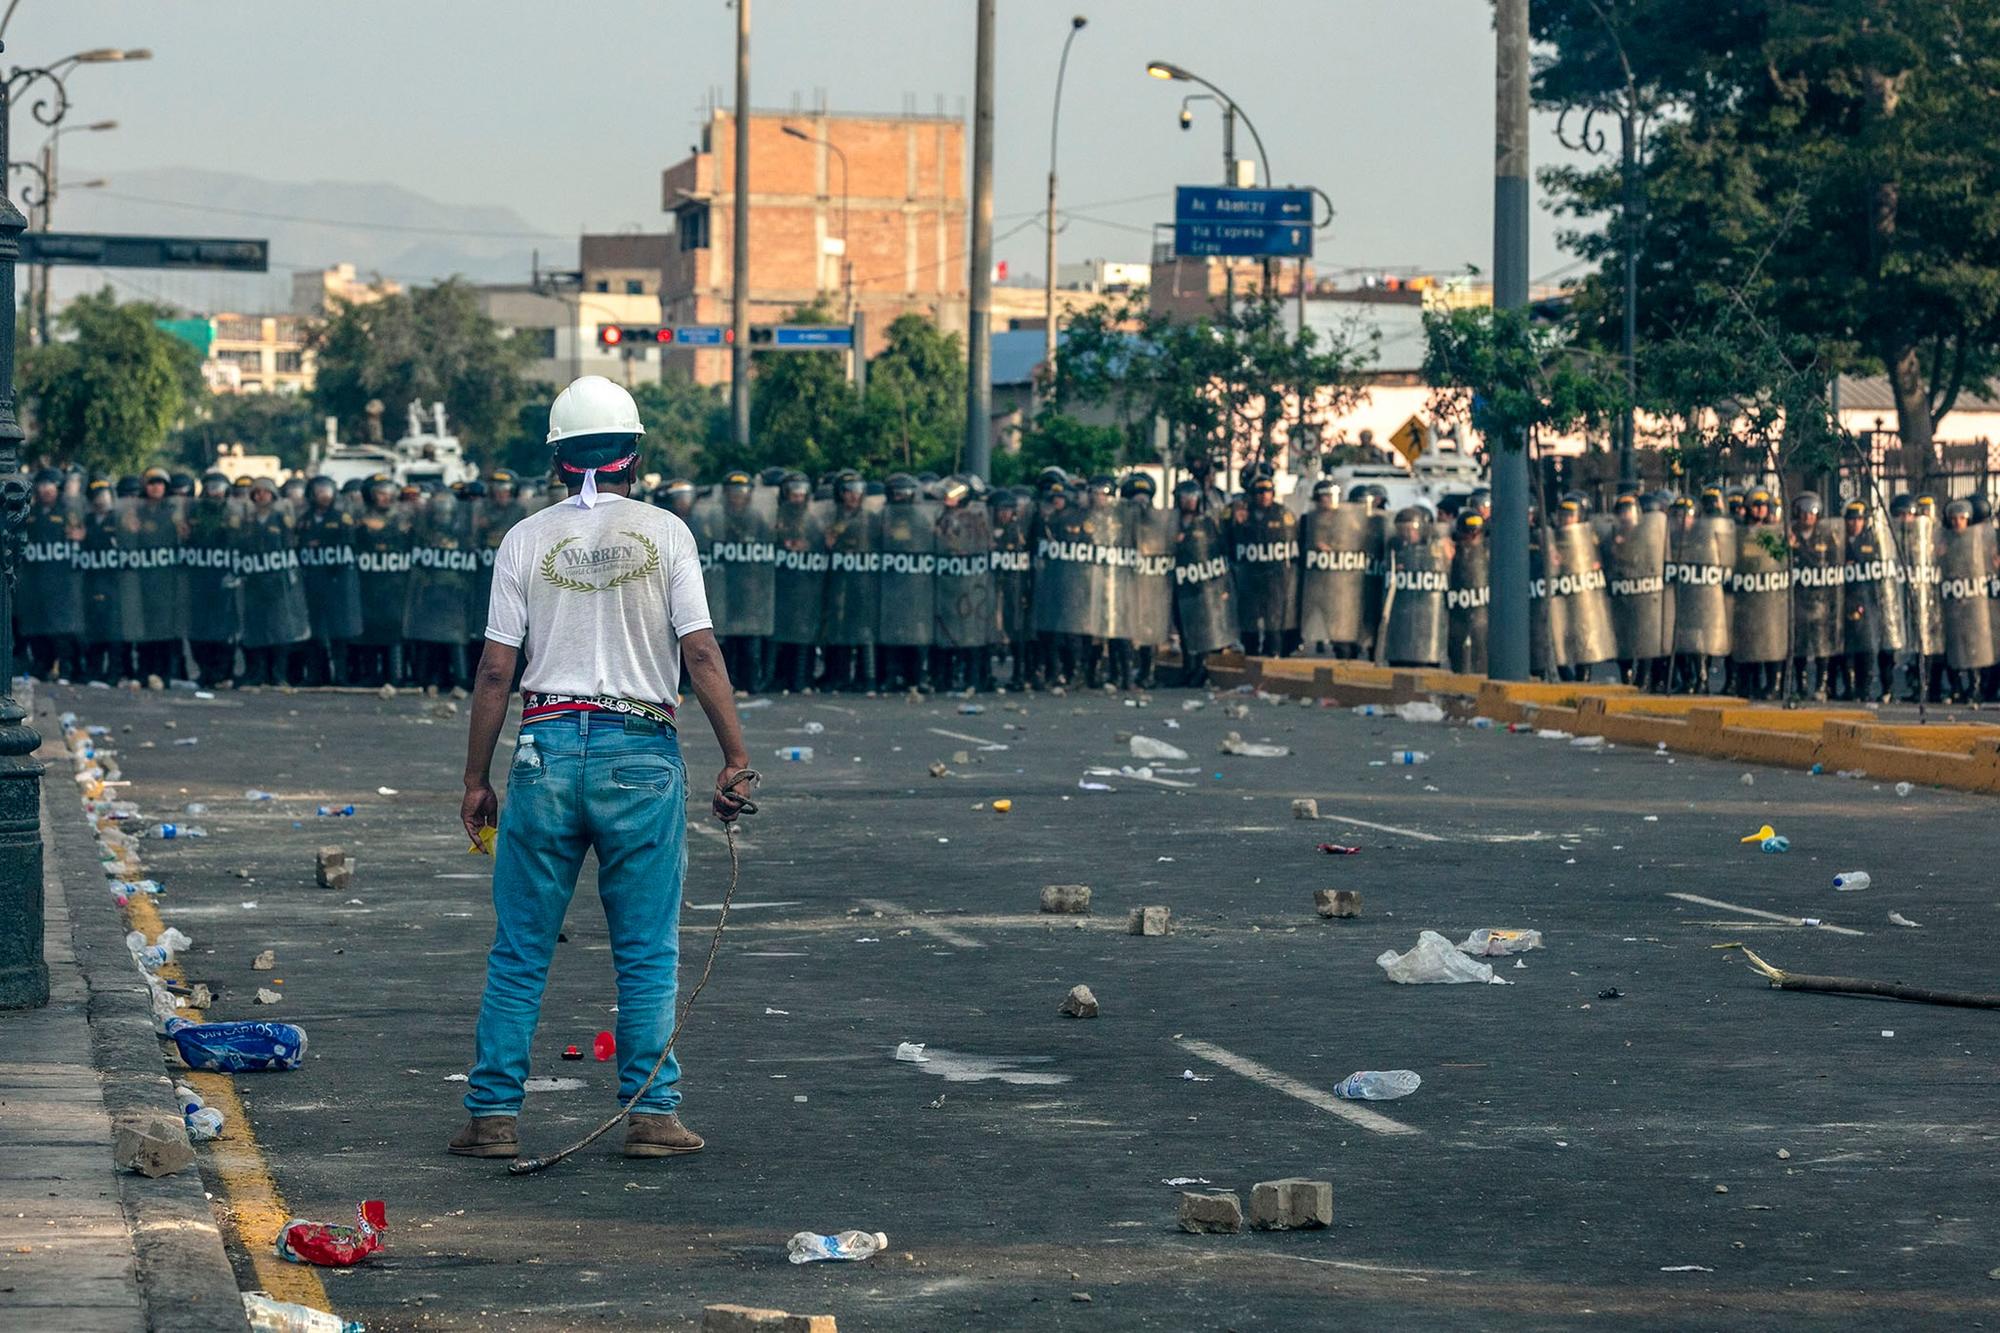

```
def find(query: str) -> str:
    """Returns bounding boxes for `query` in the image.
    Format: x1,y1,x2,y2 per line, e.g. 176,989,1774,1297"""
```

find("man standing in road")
451,375,754,1161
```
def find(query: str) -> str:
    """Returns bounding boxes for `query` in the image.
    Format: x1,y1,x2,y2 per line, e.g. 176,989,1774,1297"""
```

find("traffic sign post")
21,232,268,272
1173,186,1314,259
597,322,860,352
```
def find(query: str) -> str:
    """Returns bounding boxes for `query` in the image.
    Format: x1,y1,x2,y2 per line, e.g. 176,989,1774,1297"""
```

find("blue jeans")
466,713,687,1117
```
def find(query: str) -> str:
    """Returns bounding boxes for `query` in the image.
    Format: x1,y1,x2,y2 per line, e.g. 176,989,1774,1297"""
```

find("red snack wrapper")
1315,843,1361,856
276,1200,386,1266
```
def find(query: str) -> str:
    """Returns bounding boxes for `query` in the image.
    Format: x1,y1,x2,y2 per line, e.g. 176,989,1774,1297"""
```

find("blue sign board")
772,325,853,348
1173,186,1315,258
674,325,725,346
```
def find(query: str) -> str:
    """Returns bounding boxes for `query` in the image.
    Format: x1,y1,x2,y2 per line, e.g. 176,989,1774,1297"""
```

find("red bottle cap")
561,1045,582,1060
593,1031,615,1061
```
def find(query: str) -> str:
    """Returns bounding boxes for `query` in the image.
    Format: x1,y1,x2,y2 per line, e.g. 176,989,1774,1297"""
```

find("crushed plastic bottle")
774,746,814,762
243,789,276,802
127,928,193,970
787,1229,888,1264
1351,704,1386,718
315,804,356,818
1394,701,1446,723
147,823,207,839
163,1017,307,1072
185,1105,225,1142
241,1292,365,1333
1760,835,1791,854
1219,732,1290,758
183,802,208,815
802,720,826,734
1333,1070,1422,1101
1894,781,1914,797
1129,735,1189,761
277,1200,386,1267
1389,750,1430,766
1832,871,1871,892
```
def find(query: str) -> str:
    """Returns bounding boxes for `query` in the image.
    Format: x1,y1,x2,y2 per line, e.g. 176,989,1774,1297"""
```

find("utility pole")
1044,16,1086,400
1489,0,1532,681
965,0,996,479
730,0,751,449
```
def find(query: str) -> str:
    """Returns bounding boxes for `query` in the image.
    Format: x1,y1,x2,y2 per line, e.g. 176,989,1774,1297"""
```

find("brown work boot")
447,1115,519,1158
623,1112,704,1157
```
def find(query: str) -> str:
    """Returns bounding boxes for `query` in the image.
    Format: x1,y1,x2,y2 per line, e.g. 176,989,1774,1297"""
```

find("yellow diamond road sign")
1389,415,1427,466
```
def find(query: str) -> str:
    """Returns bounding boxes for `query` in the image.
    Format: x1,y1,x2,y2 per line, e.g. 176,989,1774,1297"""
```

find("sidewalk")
0,703,248,1333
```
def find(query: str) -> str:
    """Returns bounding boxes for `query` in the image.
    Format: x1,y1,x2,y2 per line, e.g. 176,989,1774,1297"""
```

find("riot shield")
121,496,188,645
1172,509,1238,656
297,500,363,643
1844,518,1902,655
351,505,413,646
1123,503,1175,651
1529,535,1558,677
18,496,81,638
771,497,828,646
78,501,140,646
934,502,994,649
990,504,1034,641
1550,522,1616,667
1940,523,1996,671
181,497,242,645
711,489,778,638
877,499,939,647
1447,536,1490,674
1897,513,1944,656
1229,505,1300,641
1098,500,1136,642
1382,532,1450,667
1298,506,1369,648
1670,515,1735,657
1606,512,1669,661
1729,525,1791,665
687,493,728,634
1788,526,1844,661
403,493,477,645
821,500,880,647
470,498,530,641
1033,502,1096,637
235,502,310,649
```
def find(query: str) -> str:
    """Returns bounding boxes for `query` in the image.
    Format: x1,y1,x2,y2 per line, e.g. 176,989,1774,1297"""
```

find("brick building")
659,108,966,383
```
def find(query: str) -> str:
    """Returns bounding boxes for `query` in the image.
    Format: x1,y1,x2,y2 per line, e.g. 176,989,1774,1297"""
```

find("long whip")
509,769,761,1176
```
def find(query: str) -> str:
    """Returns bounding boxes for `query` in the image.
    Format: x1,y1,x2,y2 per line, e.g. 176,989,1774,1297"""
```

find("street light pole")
1044,15,1086,397
1147,60,1272,321
730,0,751,450
965,0,996,480
28,117,114,345
1489,0,1532,682
0,42,47,1009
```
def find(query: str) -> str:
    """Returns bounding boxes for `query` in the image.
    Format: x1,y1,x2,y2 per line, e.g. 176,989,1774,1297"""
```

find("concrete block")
112,1113,195,1178
1177,1190,1243,1234
1314,889,1361,919
1040,884,1091,914
701,1304,838,1333
315,846,346,868
1249,1178,1333,1230
1058,984,1099,1018
1291,798,1319,819
1127,906,1171,936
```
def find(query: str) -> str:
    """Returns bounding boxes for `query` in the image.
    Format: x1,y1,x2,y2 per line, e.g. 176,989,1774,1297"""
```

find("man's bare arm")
460,641,519,840
679,628,753,821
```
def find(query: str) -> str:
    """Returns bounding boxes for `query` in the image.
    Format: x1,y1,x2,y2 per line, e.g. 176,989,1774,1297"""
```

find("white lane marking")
1314,815,1445,842
1253,1252,1476,1279
434,872,488,879
927,727,1010,751
857,898,983,948
1176,1039,1420,1137
1667,892,1865,936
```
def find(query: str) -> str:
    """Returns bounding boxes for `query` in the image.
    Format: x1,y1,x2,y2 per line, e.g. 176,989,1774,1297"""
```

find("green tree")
630,378,730,480
22,288,202,475
998,411,1126,485
847,313,965,474
1420,304,1626,450
170,390,322,472
742,301,856,476
307,277,532,458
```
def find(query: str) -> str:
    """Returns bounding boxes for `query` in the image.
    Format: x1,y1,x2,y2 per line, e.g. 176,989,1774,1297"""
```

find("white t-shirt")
484,494,712,706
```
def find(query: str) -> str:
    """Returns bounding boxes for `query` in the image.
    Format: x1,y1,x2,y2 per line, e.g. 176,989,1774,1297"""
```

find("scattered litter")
765,1007,789,1016
1888,912,1921,928
992,798,1013,813
147,822,205,840
1895,781,1914,797
1761,836,1791,854
1220,731,1289,757
1661,1265,1715,1273
1291,798,1319,819
737,697,772,710
1316,843,1361,856
244,1294,362,1333
172,736,200,747
252,949,276,970
1740,773,1755,787
1739,824,1775,844
928,761,951,779
1394,701,1445,723
276,1201,386,1267
1180,1069,1213,1082
443,1073,468,1081
1458,928,1542,957
957,703,986,715
1059,984,1100,1018
1831,871,1871,892
1570,735,1606,749
1333,1070,1421,1101
183,802,207,815
1076,779,1114,792
593,1031,615,1062
316,804,356,818
787,1229,888,1264
1598,987,1625,1000
163,1017,306,1072
774,746,814,762
894,1042,929,1064
1162,1176,1212,1187
1182,699,1205,711
523,1077,586,1092
1643,815,1659,822
560,1045,583,1060
1377,931,1503,985
1535,729,1572,740
1130,735,1189,761
375,786,398,796
1389,749,1429,766
1314,889,1361,919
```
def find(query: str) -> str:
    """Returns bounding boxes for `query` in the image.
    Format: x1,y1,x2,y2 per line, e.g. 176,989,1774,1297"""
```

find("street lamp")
780,124,850,319
1044,14,1086,392
1146,58,1276,338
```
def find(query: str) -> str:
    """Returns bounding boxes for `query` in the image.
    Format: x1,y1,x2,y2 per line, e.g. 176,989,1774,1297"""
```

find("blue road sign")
1173,220,1313,259
1174,186,1313,226
771,325,854,348
674,325,726,346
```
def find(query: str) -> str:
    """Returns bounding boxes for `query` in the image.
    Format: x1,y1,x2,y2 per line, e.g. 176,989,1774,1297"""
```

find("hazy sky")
16,1,1590,287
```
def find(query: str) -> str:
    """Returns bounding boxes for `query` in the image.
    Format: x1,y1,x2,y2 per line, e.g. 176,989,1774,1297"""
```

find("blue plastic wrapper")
165,1017,308,1072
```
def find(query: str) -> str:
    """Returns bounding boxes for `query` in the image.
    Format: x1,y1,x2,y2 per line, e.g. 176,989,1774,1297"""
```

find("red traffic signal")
598,324,623,346
598,325,675,346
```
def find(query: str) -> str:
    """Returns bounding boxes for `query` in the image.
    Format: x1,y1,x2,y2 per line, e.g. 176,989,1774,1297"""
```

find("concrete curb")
1209,655,2000,795
36,697,252,1333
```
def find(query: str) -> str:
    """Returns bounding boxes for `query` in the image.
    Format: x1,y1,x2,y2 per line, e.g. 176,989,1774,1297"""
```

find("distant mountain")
44,167,575,315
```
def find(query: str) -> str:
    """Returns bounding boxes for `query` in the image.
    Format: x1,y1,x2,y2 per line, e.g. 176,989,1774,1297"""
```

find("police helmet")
885,472,919,501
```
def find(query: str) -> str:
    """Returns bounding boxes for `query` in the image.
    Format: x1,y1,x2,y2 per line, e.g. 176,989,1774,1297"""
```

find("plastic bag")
1458,928,1543,957
1129,735,1190,761
1377,931,1499,984
276,1200,385,1266
1220,731,1290,758
1393,701,1445,723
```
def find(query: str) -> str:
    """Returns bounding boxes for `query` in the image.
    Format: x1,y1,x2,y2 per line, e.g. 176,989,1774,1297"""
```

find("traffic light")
597,325,676,347
748,326,773,346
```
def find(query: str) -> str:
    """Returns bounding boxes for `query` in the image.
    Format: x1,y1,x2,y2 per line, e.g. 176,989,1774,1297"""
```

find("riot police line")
16,462,2000,704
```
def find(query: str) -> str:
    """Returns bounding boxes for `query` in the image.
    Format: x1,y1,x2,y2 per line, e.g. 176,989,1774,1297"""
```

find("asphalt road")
39,678,2000,1332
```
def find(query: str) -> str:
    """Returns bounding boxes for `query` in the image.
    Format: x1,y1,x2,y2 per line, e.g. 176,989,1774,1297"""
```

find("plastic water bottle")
1351,704,1386,717
1469,716,1496,729
786,1229,888,1264
316,804,356,817
1333,1070,1423,1101
775,746,814,762
163,1017,308,1072
183,802,208,815
241,1293,364,1333
1389,750,1430,766
1832,871,1871,892
243,789,276,801
148,823,206,839
185,1105,225,1141
802,720,826,734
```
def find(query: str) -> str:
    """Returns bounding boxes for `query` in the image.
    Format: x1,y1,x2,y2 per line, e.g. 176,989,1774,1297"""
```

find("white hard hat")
545,375,643,446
